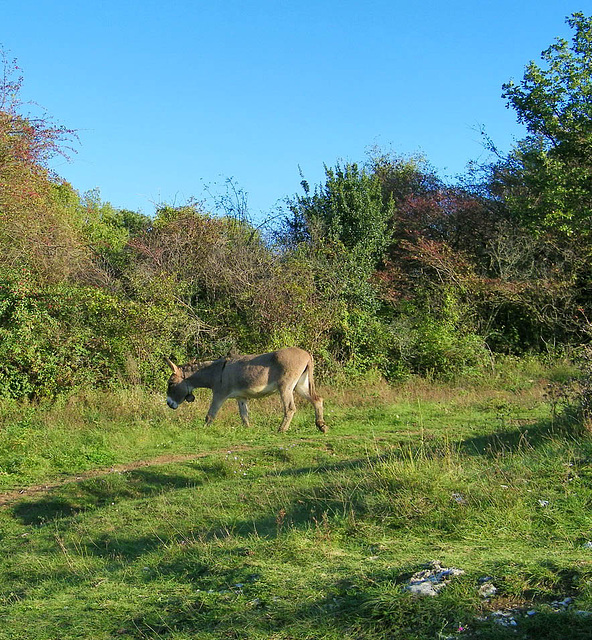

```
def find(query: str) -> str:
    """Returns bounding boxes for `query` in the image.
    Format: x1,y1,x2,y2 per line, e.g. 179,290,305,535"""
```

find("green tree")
281,161,402,376
497,12,592,234
287,162,394,274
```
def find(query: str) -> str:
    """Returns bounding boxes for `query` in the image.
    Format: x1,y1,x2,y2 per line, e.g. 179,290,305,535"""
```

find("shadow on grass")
268,454,389,478
460,417,587,457
11,497,84,525
6,446,592,639
10,464,217,526
11,415,588,529
11,413,589,528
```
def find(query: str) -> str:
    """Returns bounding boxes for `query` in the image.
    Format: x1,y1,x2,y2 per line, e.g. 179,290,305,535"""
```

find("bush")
328,307,409,381
0,272,187,399
546,346,592,431
392,293,489,379
409,320,488,379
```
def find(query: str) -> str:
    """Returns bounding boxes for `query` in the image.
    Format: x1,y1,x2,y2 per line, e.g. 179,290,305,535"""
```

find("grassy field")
0,364,591,639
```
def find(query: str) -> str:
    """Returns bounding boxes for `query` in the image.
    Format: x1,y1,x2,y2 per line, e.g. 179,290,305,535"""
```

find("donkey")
165,347,327,433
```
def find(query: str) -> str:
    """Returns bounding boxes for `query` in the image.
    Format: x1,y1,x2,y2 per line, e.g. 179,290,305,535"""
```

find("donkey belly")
229,382,278,399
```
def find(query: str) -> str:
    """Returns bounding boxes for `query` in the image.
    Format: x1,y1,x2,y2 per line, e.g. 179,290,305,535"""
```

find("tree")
497,13,592,235
286,162,394,274
0,48,86,283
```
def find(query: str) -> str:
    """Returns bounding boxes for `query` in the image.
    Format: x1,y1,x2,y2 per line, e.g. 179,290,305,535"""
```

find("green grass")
0,372,591,639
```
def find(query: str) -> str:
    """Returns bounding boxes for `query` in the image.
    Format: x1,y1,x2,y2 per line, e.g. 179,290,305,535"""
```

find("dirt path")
0,435,362,508
0,446,255,507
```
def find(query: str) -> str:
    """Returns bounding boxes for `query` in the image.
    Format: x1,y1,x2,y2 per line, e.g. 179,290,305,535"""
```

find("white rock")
478,582,497,598
404,561,464,596
406,581,439,597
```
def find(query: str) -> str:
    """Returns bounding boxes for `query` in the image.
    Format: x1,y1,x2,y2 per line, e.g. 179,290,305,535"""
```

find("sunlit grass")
0,366,591,638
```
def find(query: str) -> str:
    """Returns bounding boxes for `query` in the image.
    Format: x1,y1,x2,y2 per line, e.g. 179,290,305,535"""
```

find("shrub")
0,272,187,399
393,293,489,379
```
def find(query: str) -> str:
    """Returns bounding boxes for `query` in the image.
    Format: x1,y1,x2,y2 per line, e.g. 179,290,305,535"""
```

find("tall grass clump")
546,346,592,434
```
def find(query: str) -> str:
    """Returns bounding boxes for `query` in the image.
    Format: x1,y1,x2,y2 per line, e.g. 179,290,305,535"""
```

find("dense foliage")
1,13,591,398
497,13,592,235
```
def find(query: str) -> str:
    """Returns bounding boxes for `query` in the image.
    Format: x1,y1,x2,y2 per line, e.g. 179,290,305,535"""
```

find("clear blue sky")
2,0,583,219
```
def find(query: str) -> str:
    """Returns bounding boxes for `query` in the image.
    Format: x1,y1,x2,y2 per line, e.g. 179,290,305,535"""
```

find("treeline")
1,13,592,399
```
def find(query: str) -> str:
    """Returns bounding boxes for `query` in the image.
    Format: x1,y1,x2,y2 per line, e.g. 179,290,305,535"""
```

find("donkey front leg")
205,394,226,425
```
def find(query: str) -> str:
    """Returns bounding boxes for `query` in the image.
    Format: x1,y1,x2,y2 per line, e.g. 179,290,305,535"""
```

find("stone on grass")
404,561,464,597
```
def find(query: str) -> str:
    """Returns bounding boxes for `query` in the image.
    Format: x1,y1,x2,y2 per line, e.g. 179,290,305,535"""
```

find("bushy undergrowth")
1,156,588,399
0,274,201,399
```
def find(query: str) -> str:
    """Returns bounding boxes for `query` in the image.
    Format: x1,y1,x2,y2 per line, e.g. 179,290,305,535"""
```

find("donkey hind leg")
278,386,297,433
295,372,327,433
237,399,250,427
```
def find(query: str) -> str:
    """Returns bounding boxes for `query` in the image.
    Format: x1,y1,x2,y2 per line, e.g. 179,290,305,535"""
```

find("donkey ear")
164,356,181,375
